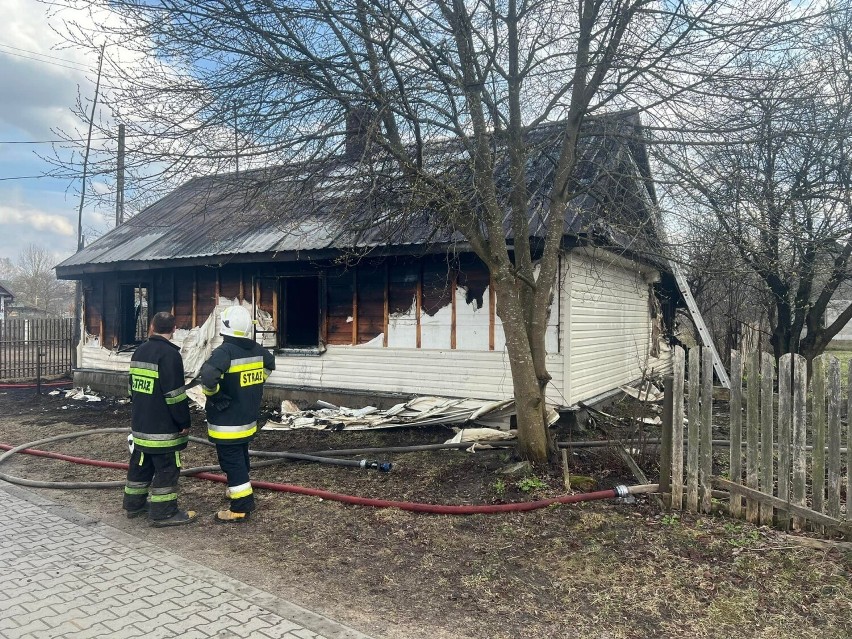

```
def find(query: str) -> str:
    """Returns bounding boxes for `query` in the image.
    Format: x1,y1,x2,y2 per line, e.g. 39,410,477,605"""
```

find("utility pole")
234,102,239,174
116,123,125,226
72,43,106,369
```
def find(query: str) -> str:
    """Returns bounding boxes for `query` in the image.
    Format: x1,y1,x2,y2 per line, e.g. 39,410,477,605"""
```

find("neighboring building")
827,281,852,348
0,282,13,321
56,111,683,407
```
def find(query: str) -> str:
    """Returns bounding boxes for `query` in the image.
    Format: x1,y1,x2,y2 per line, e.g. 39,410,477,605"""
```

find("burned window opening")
279,276,321,348
119,284,149,346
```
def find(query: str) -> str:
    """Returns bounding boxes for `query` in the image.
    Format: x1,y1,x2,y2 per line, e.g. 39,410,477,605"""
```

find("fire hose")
0,429,659,514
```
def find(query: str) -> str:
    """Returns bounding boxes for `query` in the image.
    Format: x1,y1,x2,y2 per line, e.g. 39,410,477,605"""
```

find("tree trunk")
492,272,553,464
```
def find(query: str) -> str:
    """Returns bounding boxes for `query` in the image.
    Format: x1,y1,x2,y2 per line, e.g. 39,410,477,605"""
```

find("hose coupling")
359,459,393,472
614,484,629,498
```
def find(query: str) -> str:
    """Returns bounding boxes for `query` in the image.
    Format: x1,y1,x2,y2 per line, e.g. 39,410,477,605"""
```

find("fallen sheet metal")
262,395,558,432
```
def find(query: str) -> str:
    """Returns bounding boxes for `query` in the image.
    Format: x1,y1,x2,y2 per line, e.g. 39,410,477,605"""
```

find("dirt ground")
0,386,850,639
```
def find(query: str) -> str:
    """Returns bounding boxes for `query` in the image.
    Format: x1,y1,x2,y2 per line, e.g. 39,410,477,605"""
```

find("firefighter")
200,304,275,523
124,312,197,527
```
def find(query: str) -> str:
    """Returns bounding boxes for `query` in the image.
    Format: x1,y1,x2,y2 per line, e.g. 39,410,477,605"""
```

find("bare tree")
52,0,803,462
12,244,74,317
656,7,852,364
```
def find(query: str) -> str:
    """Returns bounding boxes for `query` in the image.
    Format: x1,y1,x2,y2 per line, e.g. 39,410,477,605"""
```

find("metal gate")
0,318,74,381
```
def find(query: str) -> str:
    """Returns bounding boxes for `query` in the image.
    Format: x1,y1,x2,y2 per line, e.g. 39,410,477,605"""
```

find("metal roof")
57,111,662,277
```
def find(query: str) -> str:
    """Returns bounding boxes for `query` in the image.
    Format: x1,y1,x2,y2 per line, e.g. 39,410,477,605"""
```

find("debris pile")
262,395,559,432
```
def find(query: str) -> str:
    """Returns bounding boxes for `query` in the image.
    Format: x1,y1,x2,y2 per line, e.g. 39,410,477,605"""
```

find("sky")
0,0,114,271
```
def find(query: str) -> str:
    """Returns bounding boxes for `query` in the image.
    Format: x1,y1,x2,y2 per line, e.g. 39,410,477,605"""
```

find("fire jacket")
129,335,191,453
200,336,275,445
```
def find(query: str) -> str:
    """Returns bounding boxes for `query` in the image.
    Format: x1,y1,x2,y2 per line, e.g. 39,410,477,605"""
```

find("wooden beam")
713,477,851,534
214,268,220,305
99,278,105,346
415,263,422,349
170,271,175,316
352,267,359,346
383,262,389,348
238,266,244,301
191,268,198,327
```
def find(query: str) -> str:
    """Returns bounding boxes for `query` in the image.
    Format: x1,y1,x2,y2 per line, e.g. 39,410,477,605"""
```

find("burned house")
56,111,679,408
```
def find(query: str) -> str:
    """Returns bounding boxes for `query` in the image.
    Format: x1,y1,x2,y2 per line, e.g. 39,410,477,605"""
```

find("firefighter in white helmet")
200,305,275,522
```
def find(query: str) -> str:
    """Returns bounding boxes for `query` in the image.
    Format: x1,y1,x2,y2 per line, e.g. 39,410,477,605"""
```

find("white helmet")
220,305,253,338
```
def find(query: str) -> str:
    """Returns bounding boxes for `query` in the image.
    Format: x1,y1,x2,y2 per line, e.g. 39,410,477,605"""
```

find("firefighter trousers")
216,442,255,513
123,448,182,520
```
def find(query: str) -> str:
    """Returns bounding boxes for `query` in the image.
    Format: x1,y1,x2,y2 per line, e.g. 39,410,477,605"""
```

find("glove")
208,392,232,412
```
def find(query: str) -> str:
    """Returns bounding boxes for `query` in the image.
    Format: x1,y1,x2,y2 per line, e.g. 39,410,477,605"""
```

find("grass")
824,348,852,381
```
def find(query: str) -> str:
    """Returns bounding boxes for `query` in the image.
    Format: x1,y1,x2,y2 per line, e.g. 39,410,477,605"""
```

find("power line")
0,42,90,66
0,137,115,145
0,47,90,72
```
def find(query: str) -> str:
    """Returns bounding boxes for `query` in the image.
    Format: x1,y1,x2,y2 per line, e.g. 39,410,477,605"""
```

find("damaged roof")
57,110,664,277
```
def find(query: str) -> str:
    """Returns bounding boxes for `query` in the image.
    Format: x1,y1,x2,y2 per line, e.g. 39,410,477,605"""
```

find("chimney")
345,106,376,160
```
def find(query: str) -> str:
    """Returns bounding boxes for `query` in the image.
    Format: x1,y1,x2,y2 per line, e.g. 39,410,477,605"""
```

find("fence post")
700,347,713,514
729,350,743,520
826,356,841,521
746,350,760,524
36,350,43,395
659,374,674,510
792,354,808,531
777,354,792,530
759,352,775,526
812,356,826,534
671,346,685,511
848,363,852,524
687,347,700,513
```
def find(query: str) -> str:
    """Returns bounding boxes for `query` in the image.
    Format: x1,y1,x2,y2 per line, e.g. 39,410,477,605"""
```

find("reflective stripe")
129,367,159,379
165,393,187,405
227,357,264,373
139,451,144,466
126,481,150,489
150,492,178,502
175,451,181,468
229,482,253,499
124,486,149,495
133,435,189,448
202,384,220,396
131,361,159,372
207,423,257,440
263,368,272,380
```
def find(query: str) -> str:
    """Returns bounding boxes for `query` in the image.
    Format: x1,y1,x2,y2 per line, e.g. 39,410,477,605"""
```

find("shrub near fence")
667,345,851,537
0,318,74,381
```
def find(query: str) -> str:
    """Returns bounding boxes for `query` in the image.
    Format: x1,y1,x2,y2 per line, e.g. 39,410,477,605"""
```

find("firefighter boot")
215,509,250,523
150,510,198,527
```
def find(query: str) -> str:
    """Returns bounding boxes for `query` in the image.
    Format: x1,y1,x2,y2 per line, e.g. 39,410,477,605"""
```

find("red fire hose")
0,430,658,515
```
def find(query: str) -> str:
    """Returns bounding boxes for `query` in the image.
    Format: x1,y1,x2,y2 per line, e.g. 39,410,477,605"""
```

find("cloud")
0,204,75,236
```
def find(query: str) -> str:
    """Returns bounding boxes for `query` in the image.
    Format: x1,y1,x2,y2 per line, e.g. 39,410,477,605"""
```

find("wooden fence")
0,318,74,381
665,345,850,536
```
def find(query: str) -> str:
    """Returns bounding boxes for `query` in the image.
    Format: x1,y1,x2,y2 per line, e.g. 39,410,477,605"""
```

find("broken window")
279,276,321,348
119,284,149,345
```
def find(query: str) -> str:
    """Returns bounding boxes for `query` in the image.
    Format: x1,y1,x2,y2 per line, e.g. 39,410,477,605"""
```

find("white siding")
566,250,658,404
80,335,565,404
269,348,564,404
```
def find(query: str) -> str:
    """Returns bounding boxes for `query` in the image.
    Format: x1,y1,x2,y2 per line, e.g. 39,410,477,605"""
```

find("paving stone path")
0,483,375,639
